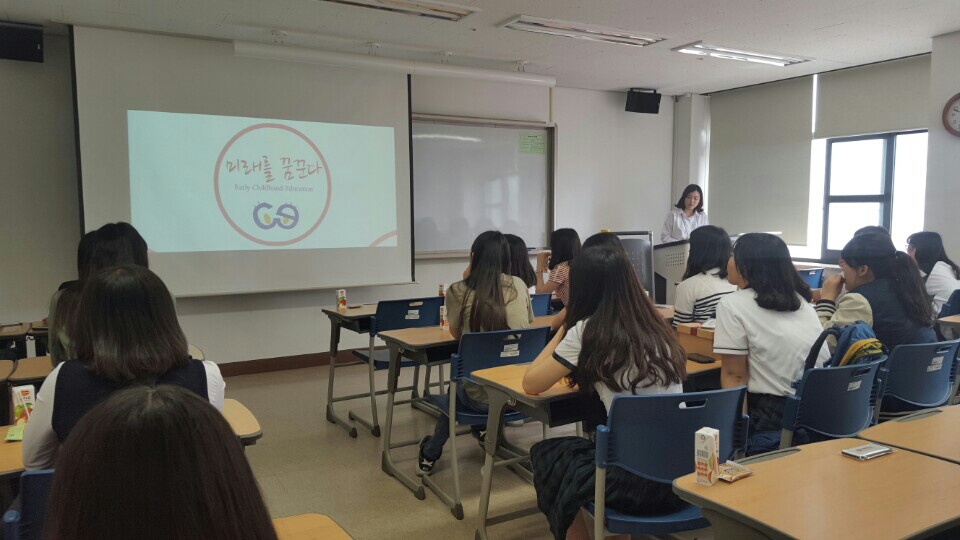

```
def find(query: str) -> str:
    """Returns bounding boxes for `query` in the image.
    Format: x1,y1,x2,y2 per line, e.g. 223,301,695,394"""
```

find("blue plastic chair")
878,340,960,419
335,297,445,437
588,387,749,538
531,293,552,316
3,469,55,540
780,358,886,448
422,326,549,519
797,268,824,289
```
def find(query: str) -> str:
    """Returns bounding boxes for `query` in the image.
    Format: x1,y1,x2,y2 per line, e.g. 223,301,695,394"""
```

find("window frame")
819,129,926,262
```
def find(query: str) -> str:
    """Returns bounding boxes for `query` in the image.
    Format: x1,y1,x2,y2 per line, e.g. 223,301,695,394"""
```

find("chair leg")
779,428,794,449
594,465,607,539
324,323,357,438
364,335,381,436
448,384,464,520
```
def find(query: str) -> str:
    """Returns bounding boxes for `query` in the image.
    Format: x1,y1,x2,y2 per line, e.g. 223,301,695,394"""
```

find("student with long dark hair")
714,233,829,452
819,232,936,348
536,228,581,307
418,231,533,474
907,231,960,314
546,232,627,332
44,385,276,540
674,225,737,326
47,222,151,364
523,246,687,540
661,184,708,243
505,233,537,292
24,266,224,470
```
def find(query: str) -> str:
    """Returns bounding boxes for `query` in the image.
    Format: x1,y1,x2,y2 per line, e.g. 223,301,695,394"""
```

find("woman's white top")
661,207,709,243
925,261,960,315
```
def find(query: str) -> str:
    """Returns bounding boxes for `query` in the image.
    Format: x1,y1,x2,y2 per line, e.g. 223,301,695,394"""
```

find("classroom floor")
227,364,713,540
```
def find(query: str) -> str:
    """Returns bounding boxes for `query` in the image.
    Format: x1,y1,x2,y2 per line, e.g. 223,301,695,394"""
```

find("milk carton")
695,427,720,486
439,306,449,331
336,289,347,310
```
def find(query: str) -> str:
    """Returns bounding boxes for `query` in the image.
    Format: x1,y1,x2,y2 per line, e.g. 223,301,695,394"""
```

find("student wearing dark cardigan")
24,265,224,470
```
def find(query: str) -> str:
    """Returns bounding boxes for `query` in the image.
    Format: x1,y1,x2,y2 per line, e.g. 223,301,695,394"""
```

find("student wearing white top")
660,184,709,243
907,231,960,315
23,266,225,470
713,233,829,454
523,245,687,540
673,225,737,326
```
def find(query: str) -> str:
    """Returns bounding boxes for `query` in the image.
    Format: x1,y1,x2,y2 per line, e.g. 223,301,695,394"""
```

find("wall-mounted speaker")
0,22,43,63
625,88,660,114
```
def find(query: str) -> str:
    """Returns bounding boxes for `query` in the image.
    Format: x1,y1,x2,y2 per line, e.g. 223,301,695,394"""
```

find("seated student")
523,245,687,540
536,228,581,307
48,223,150,364
673,225,737,327
548,232,627,331
855,225,890,237
714,233,829,454
44,385,276,540
907,231,960,315
818,233,936,349
418,231,533,475
505,233,537,294
24,265,224,470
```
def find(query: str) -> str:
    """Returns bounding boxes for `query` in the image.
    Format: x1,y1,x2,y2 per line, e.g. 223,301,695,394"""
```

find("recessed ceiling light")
672,41,809,67
502,15,665,47
318,0,478,22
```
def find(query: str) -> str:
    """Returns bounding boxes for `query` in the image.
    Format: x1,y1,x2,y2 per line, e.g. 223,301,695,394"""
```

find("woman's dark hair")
674,184,705,213
683,225,732,280
73,265,188,383
548,228,581,270
81,222,149,282
581,232,624,252
907,231,960,279
854,225,889,237
732,233,811,312
842,233,934,326
44,385,277,540
76,230,97,279
463,231,513,333
564,246,685,393
504,234,537,289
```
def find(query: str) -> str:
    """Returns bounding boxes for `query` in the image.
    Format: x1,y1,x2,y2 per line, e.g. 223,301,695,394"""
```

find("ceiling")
2,0,959,94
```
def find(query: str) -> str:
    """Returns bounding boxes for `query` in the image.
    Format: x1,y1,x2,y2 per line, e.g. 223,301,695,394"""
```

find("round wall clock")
943,92,960,137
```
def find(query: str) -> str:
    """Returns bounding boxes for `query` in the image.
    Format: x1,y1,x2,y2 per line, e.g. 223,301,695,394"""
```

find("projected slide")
128,111,397,252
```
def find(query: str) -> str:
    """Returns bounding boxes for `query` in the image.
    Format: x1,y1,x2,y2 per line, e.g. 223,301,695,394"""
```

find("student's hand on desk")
536,251,551,273
821,274,844,302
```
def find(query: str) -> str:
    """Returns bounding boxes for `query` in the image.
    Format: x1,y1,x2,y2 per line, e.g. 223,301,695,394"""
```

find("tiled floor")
227,364,712,540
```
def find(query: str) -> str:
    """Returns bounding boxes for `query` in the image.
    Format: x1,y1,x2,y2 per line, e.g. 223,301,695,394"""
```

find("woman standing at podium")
660,184,708,243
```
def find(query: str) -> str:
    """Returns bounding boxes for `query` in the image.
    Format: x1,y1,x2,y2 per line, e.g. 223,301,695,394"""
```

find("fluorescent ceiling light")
319,0,478,21
673,41,809,67
502,15,664,47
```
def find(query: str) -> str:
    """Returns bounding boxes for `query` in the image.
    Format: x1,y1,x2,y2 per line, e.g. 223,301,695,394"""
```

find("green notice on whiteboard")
519,133,546,155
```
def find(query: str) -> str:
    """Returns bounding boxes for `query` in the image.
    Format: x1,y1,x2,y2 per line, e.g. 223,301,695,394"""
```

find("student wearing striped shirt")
673,225,737,327
536,228,581,307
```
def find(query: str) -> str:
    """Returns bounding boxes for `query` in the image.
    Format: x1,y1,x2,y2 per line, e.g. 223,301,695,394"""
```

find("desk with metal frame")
321,304,378,438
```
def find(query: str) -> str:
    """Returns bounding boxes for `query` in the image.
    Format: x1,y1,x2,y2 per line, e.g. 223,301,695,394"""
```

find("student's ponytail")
892,250,935,326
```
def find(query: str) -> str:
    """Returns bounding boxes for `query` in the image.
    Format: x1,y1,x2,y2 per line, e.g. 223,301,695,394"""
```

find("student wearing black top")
44,385,276,540
505,233,537,292
24,265,224,469
818,233,936,349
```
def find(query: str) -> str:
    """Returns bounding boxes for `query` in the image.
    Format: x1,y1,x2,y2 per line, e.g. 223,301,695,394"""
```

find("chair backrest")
451,327,549,381
16,469,54,540
882,340,960,408
938,289,960,318
784,358,885,438
372,297,444,334
530,293,552,317
595,388,749,484
797,268,824,289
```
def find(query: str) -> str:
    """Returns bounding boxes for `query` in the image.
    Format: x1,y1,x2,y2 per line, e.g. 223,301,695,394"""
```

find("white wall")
0,35,80,323
671,94,710,201
552,87,674,238
5,36,675,364
924,31,960,257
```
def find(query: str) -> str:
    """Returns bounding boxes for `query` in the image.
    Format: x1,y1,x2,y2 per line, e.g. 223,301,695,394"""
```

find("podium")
653,240,690,305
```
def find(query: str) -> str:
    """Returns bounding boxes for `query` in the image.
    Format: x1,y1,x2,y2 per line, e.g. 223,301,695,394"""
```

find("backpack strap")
804,327,839,371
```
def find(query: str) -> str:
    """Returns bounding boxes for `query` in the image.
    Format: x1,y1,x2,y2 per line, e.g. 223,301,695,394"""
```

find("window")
819,130,927,261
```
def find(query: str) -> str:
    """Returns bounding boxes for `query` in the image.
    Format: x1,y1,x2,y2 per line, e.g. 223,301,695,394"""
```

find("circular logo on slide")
214,123,332,246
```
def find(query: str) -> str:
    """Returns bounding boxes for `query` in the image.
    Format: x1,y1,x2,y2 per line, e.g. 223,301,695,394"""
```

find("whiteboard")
412,121,552,254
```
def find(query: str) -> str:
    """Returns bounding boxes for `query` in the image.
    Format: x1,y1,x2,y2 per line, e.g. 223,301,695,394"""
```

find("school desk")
471,363,605,540
0,324,30,359
674,438,960,539
321,304,379,437
26,322,48,357
0,427,24,478
223,398,263,446
938,314,960,328
273,513,352,540
8,356,52,385
859,407,960,465
376,316,555,499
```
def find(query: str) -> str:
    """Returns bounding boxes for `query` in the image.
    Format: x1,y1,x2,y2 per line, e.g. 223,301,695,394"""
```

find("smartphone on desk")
687,354,716,364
